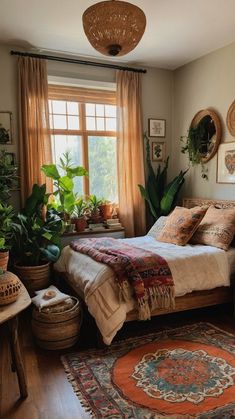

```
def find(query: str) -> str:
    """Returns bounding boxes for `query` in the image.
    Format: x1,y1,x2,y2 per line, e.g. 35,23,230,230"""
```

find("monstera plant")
138,134,188,220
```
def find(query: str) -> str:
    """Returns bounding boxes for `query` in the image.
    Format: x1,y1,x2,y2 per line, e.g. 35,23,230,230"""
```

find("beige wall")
0,45,20,209
172,42,235,200
0,45,173,209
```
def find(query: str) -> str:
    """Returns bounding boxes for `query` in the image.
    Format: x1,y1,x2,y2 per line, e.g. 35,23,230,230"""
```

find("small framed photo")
152,142,165,162
0,111,13,144
217,142,235,183
4,152,16,166
148,118,166,138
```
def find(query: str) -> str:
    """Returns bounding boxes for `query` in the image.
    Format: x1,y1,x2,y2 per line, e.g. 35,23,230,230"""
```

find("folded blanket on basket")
70,237,175,320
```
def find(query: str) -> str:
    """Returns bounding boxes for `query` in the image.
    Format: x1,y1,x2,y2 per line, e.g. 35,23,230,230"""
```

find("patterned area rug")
61,323,235,418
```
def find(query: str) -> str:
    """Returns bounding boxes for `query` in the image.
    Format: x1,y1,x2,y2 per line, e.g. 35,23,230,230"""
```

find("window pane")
88,136,118,202
52,100,66,114
106,118,116,131
48,100,52,113
53,114,67,129
96,118,105,131
96,104,104,117
49,115,54,129
86,103,95,116
105,105,116,117
67,102,79,115
68,115,79,130
86,117,96,130
51,135,83,195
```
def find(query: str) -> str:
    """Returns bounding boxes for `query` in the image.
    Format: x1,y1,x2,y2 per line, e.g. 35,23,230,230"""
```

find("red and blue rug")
61,323,235,418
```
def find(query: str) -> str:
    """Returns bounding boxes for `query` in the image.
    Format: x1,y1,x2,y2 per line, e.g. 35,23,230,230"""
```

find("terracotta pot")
0,250,9,271
14,262,51,293
0,271,22,305
74,216,87,232
99,203,113,220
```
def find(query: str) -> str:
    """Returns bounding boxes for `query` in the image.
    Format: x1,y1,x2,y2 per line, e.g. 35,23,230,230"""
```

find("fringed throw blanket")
70,237,174,320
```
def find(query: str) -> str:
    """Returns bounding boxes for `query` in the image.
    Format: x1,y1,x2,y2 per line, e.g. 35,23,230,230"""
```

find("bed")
54,198,235,345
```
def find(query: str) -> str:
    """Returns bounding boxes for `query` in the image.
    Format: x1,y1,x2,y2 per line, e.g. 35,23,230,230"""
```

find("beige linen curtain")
116,70,146,237
18,57,52,204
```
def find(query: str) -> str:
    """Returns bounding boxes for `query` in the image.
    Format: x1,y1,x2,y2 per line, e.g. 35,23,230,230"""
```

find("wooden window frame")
48,85,117,196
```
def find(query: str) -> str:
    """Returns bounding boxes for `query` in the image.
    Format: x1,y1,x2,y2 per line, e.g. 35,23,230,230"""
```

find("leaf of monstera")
58,176,73,192
40,244,60,262
66,167,88,178
41,164,60,180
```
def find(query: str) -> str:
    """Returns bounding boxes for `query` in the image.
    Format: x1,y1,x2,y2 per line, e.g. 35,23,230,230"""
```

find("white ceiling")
1,0,235,69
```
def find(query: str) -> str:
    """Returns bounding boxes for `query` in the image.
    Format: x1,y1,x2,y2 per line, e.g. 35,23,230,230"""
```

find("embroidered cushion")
191,205,235,250
157,206,208,246
147,216,168,238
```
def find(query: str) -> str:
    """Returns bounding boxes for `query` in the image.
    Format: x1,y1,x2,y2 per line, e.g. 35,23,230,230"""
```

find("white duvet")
54,236,235,345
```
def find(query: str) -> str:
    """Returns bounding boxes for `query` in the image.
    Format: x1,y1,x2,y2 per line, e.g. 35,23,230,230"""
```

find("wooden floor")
0,304,235,419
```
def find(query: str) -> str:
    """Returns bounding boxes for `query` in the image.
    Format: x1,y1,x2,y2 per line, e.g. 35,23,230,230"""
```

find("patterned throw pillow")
147,216,168,238
157,206,208,246
191,205,235,250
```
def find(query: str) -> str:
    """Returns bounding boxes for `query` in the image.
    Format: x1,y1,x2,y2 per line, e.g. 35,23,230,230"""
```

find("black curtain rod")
10,50,147,74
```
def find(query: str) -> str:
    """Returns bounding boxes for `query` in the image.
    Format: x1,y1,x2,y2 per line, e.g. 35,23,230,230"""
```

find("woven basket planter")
32,297,81,350
0,250,9,271
0,271,22,305
14,262,51,292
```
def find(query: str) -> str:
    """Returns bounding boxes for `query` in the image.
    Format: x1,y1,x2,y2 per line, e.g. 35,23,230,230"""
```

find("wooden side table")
0,282,31,398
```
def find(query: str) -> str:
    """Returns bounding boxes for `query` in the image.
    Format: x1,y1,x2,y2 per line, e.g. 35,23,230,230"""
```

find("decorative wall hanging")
0,111,13,145
148,119,166,138
226,100,235,137
181,108,222,180
82,0,146,57
217,142,235,183
151,142,165,162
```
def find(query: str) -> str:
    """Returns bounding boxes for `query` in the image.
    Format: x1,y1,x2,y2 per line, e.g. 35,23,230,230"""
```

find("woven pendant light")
82,0,146,57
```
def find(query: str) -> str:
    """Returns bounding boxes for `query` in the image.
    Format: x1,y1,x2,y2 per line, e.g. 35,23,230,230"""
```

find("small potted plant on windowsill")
73,198,89,232
88,195,103,224
99,199,113,221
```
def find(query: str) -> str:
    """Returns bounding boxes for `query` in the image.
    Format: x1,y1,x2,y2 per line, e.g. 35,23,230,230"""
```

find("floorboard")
0,304,235,419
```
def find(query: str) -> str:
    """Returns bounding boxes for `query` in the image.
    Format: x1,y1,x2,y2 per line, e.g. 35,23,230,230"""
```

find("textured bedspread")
70,237,174,320
54,236,234,345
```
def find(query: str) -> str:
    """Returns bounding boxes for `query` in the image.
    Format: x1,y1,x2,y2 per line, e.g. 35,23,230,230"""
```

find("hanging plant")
180,113,218,181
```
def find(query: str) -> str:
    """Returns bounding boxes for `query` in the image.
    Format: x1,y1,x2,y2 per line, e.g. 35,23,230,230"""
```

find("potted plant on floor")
0,203,15,270
73,198,88,232
12,184,63,293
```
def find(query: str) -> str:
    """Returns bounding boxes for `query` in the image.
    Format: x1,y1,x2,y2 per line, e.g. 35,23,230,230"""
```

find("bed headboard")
183,197,235,209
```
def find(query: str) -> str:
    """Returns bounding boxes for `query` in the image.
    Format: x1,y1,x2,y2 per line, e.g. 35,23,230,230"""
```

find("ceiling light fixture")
82,0,146,57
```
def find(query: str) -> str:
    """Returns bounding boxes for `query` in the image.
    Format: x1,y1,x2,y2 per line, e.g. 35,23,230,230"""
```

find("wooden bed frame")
126,197,235,321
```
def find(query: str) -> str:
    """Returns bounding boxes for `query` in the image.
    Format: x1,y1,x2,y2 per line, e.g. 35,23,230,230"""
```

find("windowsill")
62,227,124,237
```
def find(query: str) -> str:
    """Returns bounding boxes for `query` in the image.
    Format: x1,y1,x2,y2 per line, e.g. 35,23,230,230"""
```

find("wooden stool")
0,282,31,398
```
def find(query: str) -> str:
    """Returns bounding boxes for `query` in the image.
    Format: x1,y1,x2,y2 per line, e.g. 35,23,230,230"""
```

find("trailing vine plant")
180,116,213,180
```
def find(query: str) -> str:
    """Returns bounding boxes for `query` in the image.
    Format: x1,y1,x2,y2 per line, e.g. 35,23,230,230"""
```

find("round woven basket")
0,271,22,305
226,100,235,137
32,297,81,350
0,251,9,271
14,262,51,292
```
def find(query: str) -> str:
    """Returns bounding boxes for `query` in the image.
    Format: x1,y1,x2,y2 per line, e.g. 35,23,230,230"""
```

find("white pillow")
147,216,168,238
31,285,70,310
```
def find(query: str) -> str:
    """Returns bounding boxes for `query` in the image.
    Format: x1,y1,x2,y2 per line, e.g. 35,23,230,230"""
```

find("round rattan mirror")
190,109,222,163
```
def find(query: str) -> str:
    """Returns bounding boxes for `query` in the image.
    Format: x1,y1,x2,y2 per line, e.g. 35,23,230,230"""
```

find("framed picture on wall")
4,152,16,166
151,142,166,162
0,111,13,144
148,118,166,138
217,142,235,183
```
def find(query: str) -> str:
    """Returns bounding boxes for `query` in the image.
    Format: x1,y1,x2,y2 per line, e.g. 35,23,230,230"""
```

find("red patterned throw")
70,237,174,320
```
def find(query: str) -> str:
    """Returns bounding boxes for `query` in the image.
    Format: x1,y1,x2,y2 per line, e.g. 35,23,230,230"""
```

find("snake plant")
138,134,188,220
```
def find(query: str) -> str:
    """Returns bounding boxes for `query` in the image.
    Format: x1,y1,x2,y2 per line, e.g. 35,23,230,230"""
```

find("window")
48,85,118,202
